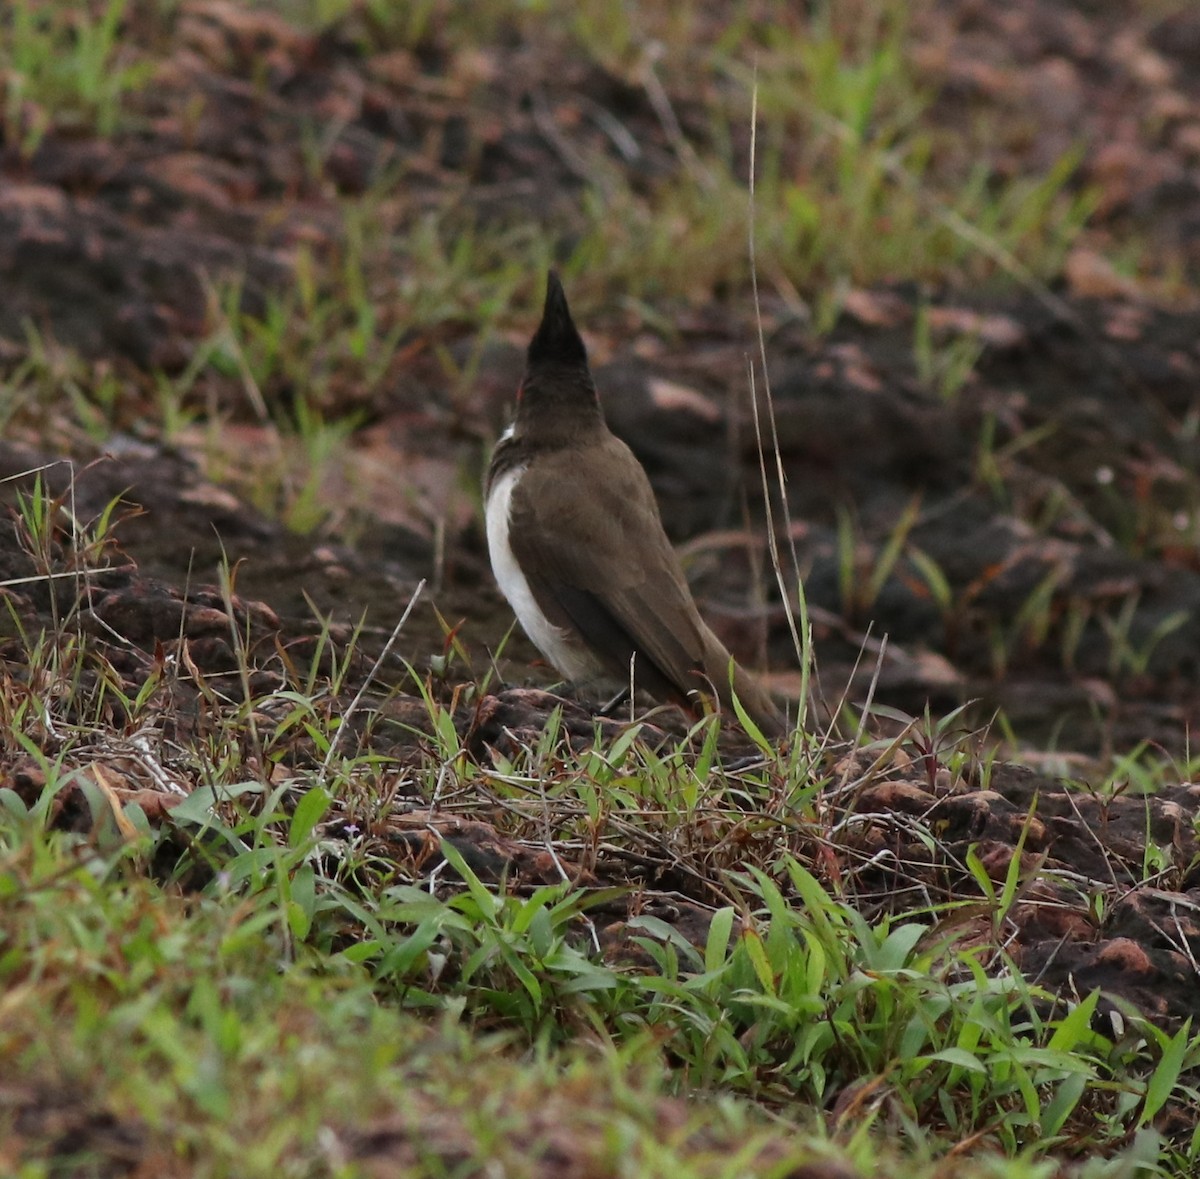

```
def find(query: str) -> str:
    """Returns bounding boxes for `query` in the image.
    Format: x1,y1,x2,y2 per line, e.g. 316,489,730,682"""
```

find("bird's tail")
699,630,788,741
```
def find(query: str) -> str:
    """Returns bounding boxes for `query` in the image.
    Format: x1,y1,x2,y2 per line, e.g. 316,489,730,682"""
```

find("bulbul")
484,271,787,740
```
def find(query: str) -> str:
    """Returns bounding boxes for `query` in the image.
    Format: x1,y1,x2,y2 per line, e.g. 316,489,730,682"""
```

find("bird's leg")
598,686,631,715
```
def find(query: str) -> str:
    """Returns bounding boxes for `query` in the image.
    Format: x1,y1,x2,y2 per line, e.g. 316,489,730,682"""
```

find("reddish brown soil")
2,0,1200,1058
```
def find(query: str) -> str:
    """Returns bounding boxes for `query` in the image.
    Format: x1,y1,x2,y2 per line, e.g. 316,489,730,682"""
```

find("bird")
484,270,787,740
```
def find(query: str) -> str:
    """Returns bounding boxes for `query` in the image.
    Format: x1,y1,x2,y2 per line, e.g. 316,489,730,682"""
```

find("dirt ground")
3,0,1200,1032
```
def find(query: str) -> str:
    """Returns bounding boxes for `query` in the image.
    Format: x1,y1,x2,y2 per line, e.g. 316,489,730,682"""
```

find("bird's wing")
507,436,709,700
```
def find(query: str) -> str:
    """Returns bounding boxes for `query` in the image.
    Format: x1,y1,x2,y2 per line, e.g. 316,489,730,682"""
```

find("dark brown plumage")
485,271,786,739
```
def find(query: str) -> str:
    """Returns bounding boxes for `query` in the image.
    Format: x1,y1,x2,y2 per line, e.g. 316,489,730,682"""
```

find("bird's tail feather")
699,631,787,741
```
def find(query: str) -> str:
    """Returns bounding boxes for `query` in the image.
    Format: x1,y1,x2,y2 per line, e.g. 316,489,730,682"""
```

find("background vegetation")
2,1,1199,1176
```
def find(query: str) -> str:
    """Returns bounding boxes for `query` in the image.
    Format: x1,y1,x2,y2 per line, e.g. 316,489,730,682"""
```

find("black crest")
527,270,588,370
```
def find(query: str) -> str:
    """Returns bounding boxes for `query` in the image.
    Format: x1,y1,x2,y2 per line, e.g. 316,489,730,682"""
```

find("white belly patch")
485,464,599,683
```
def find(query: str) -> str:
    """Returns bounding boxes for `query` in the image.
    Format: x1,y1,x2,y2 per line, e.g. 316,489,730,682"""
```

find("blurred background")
2,0,1199,763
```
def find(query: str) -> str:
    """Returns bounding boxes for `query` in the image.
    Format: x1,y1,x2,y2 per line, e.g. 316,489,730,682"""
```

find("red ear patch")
516,381,525,402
